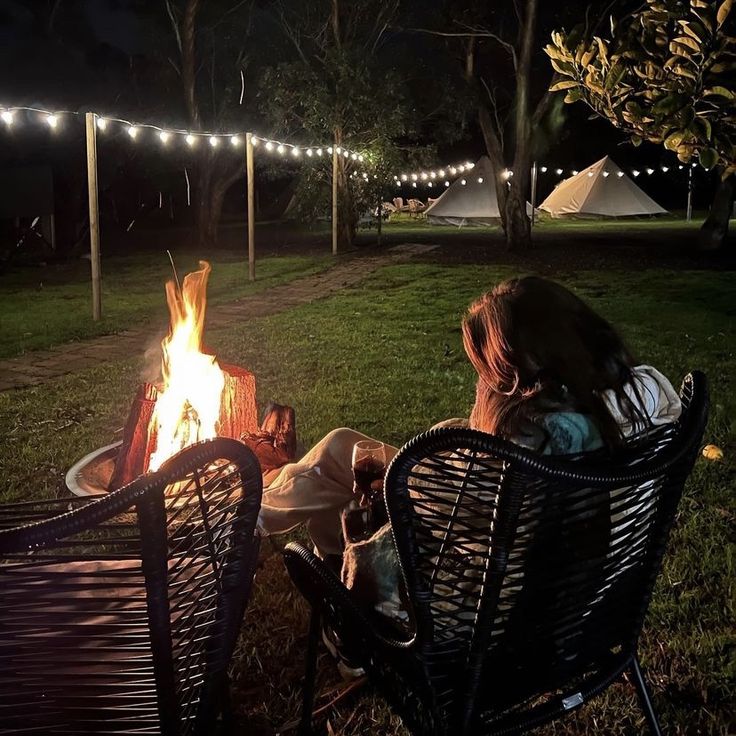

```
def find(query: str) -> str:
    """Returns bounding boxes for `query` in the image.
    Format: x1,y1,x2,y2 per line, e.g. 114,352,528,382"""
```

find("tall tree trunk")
505,0,538,251
699,172,734,252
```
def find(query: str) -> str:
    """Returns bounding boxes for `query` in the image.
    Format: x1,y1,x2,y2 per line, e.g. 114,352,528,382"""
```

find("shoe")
321,623,365,680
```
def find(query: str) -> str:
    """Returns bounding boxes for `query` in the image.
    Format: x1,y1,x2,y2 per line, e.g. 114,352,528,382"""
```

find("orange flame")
148,261,225,471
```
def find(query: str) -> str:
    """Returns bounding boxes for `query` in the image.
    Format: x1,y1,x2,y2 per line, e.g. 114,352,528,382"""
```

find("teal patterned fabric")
538,412,605,455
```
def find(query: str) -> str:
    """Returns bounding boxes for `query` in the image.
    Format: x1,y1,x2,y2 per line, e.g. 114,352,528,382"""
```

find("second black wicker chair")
0,437,263,736
285,372,708,735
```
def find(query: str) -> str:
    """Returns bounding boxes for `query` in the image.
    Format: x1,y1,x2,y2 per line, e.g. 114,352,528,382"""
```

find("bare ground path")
0,244,438,391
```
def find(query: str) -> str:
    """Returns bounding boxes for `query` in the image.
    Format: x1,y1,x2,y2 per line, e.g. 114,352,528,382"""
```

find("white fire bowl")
65,441,122,497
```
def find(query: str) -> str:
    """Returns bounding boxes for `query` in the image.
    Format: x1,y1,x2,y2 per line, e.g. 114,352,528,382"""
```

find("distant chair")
407,199,426,218
393,197,405,211
0,438,263,735
286,373,708,736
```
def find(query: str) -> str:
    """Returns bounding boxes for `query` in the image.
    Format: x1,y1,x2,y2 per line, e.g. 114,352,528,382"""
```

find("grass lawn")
0,251,331,359
0,256,733,734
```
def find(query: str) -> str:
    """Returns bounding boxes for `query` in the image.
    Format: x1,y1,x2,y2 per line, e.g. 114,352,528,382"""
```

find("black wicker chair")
285,372,708,735
0,437,263,736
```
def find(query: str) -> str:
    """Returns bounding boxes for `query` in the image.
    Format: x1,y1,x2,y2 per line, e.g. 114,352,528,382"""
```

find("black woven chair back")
384,373,707,729
0,437,262,736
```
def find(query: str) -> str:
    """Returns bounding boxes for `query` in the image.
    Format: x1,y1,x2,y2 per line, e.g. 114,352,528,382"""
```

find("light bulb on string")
335,146,342,154
351,152,357,160
444,181,450,187
428,182,433,188
209,136,219,147
478,177,484,183
617,171,624,177
421,173,428,180
317,148,323,156
277,144,285,154
265,141,274,151
159,130,170,144
46,114,59,129
555,168,563,175
358,154,364,162
411,174,418,181
127,125,138,139
292,147,300,157
461,179,467,186
401,174,408,181
587,171,594,177
602,171,609,177
646,168,654,175
540,166,547,173
632,170,640,177
1,110,14,125
458,165,465,172
343,150,349,158
230,136,241,146
96,117,107,131
467,162,474,169
186,133,197,146
430,171,436,179
306,148,313,157
327,146,333,154
251,136,259,147
572,169,579,176
661,166,669,172
450,167,457,175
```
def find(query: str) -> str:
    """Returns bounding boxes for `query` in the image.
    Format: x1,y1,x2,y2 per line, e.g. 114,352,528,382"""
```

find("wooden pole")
85,112,102,321
332,143,339,255
530,161,538,228
246,132,256,281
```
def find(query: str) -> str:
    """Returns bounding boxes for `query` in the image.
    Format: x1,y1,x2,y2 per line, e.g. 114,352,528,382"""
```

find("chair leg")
298,605,322,736
631,656,663,736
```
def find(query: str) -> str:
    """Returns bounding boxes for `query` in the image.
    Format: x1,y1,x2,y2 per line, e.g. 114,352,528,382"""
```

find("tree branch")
163,0,182,54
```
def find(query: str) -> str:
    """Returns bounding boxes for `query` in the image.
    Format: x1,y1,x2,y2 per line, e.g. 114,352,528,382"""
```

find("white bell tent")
425,156,504,226
540,156,666,217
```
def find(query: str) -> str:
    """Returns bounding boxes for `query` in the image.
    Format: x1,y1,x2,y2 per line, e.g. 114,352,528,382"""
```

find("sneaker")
321,623,365,680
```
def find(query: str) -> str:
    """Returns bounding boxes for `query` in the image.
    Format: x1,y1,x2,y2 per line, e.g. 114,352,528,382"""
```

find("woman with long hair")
257,276,681,654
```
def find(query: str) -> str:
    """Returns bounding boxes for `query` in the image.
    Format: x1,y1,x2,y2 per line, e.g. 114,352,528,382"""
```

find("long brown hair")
462,276,645,448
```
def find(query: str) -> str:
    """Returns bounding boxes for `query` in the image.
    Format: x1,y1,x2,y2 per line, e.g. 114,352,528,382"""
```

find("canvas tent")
425,156,506,226
540,156,666,217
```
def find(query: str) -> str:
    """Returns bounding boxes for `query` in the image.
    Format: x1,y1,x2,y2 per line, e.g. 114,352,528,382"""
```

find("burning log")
219,364,259,440
110,383,160,490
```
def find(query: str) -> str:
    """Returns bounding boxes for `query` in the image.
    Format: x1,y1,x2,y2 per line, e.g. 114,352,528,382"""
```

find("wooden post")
530,161,538,228
85,112,102,321
246,132,256,281
686,165,694,222
332,143,339,255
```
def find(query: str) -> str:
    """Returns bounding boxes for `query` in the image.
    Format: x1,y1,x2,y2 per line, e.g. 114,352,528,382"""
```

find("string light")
292,146,300,157
661,166,669,172
186,133,197,146
209,135,219,147
460,178,467,185
445,180,450,187
617,171,625,177
96,117,107,131
336,146,342,154
127,125,138,139
316,148,323,156
632,170,640,177
556,168,563,175
540,166,547,173
327,146,333,154
478,177,484,183
265,141,273,151
159,130,170,144
646,168,654,175
351,152,357,160
602,171,610,177
230,135,241,146
306,148,313,157
572,169,579,175
1,111,13,125
46,114,58,129
251,136,259,146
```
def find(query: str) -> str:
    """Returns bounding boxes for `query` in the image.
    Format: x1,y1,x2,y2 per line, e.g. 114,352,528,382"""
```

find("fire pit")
66,260,265,496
